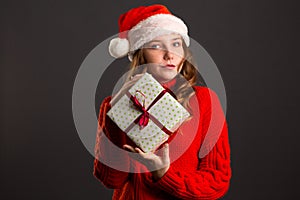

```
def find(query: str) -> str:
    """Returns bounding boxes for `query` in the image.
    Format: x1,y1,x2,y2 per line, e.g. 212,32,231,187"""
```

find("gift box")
107,73,190,152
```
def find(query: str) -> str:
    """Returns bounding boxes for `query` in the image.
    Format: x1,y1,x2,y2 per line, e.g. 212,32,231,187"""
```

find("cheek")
143,50,163,63
171,47,184,58
146,66,159,74
143,51,153,62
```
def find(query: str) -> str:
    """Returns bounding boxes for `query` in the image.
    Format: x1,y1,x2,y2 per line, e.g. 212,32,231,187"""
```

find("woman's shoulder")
101,96,112,105
193,86,211,99
193,85,209,93
98,96,112,115
192,86,221,105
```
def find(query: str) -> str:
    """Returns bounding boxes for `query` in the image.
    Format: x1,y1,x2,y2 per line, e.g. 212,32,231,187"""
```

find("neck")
161,77,177,89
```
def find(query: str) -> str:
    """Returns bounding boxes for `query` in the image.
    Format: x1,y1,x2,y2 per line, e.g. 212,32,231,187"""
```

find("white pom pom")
108,37,130,58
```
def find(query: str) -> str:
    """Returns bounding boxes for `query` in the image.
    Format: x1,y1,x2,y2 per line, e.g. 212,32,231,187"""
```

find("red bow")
130,92,149,128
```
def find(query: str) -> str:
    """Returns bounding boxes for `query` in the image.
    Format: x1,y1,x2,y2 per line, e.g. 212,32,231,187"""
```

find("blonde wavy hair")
126,41,198,113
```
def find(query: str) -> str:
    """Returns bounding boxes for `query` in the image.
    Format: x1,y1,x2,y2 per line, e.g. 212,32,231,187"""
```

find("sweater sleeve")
152,88,232,199
93,96,130,189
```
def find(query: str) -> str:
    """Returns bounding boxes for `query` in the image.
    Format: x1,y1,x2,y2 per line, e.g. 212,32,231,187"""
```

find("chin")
156,75,176,83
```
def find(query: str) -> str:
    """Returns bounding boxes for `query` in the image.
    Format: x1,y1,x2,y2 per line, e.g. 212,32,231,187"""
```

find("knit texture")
94,86,231,200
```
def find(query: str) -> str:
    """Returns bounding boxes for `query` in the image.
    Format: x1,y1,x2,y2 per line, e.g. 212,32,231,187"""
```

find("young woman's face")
143,34,185,83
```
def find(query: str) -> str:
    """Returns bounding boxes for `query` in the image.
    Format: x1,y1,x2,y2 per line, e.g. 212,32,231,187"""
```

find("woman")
94,4,231,199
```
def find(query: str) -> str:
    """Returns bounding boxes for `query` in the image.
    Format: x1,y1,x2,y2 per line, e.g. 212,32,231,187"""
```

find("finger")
134,147,145,155
134,147,157,161
122,80,137,91
134,73,144,78
124,146,145,163
130,73,144,83
162,143,169,159
112,73,145,105
123,144,136,153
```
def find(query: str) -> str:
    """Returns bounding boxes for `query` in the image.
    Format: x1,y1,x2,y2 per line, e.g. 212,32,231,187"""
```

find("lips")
162,64,176,68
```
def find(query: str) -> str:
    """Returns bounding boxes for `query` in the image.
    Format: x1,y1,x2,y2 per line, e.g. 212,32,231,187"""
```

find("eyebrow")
149,37,182,43
171,37,182,41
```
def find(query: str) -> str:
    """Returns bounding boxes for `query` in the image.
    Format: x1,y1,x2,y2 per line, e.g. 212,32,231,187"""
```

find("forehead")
150,33,182,42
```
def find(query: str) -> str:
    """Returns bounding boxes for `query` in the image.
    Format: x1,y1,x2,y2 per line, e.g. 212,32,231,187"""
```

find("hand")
123,143,170,181
110,74,144,105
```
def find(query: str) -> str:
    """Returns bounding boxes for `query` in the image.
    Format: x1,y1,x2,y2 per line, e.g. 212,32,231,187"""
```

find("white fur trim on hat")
128,14,189,52
108,37,130,58
109,14,189,60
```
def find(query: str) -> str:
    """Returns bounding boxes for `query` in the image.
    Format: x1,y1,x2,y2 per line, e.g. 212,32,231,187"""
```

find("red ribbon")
126,88,177,131
130,94,149,128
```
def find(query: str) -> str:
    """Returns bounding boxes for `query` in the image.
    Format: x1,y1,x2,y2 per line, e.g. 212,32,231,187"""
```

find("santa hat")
109,4,190,61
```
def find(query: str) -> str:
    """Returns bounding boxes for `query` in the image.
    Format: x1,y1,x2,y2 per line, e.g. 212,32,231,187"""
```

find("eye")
150,44,161,49
144,41,163,49
173,41,182,47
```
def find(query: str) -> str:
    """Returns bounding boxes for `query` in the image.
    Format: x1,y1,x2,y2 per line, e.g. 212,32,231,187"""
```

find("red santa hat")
109,4,190,61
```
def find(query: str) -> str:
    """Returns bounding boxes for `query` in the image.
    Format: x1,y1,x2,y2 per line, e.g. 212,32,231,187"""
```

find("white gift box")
107,73,190,152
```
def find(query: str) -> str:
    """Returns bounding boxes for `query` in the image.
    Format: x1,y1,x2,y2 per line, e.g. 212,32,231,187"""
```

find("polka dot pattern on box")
107,95,141,131
127,119,169,152
107,72,190,153
128,73,164,109
148,93,190,132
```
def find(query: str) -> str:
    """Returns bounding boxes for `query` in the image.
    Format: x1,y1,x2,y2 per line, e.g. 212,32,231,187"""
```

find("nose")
163,50,174,60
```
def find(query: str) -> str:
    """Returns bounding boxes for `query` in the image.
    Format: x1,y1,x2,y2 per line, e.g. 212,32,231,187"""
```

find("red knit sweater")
93,86,231,200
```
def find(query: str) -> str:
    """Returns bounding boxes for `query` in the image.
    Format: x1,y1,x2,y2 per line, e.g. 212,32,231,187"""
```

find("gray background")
1,0,299,199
